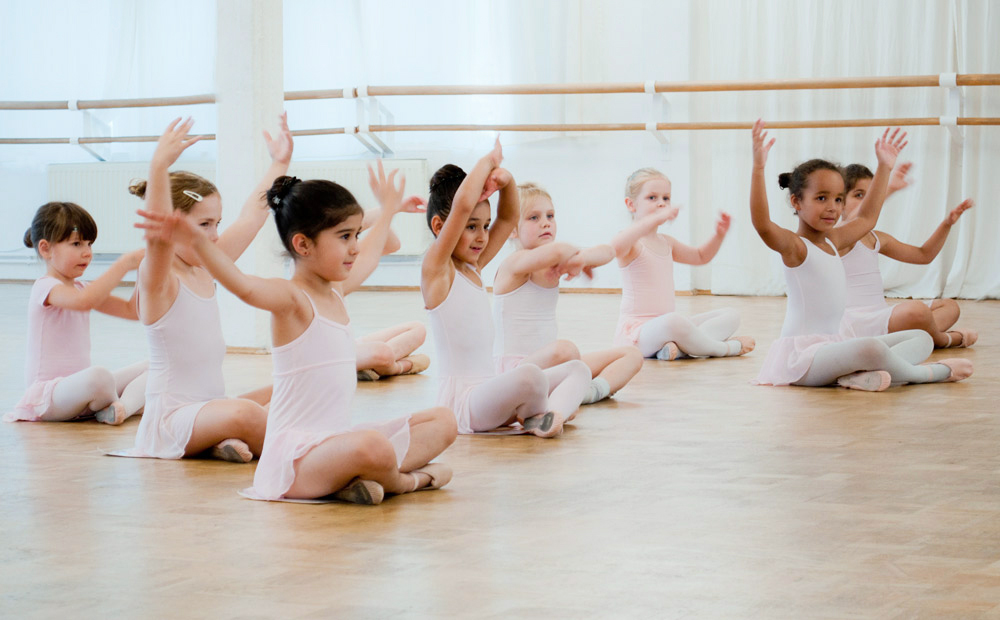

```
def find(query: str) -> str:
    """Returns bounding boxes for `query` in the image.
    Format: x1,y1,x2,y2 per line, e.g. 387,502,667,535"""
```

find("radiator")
47,159,431,255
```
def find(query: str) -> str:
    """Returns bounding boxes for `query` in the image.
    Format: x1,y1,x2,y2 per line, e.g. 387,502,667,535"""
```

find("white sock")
581,377,611,405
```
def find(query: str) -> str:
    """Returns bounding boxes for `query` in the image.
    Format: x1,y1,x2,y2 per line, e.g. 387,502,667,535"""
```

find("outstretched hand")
400,195,427,214
135,208,199,247
367,159,405,214
945,198,974,225
752,119,775,169
152,118,203,169
263,111,293,165
715,211,732,236
874,127,908,169
888,161,913,194
558,252,586,281
479,167,513,202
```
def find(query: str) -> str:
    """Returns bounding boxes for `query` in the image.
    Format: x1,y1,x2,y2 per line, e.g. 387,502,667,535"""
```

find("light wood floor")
1,283,997,619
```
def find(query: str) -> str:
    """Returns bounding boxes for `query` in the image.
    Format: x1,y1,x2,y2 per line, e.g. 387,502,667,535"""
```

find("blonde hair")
128,171,219,214
517,182,552,215
624,168,669,200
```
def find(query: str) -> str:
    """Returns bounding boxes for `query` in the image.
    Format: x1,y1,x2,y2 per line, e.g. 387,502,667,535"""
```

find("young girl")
492,182,643,404
138,160,456,504
5,202,147,425
611,168,754,361
839,163,976,348
750,120,972,390
125,115,291,462
422,140,591,438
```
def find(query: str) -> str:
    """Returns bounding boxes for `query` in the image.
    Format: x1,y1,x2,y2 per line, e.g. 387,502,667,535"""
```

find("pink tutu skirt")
494,355,525,374
841,304,893,338
613,316,652,348
436,375,490,434
126,395,208,459
244,415,412,501
753,333,850,386
4,377,64,422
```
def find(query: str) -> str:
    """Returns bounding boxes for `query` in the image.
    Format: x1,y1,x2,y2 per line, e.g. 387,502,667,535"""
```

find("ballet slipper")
94,401,127,425
655,342,680,361
332,478,384,505
521,411,564,438
356,369,381,382
409,462,453,492
836,370,892,392
400,354,430,376
732,336,755,356
938,358,973,382
210,438,253,463
950,328,978,348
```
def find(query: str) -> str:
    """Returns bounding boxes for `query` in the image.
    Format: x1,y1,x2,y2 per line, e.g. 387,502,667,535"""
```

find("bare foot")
332,478,384,505
94,401,127,425
655,342,680,361
521,411,564,438
837,370,892,392
938,358,973,382
210,438,253,463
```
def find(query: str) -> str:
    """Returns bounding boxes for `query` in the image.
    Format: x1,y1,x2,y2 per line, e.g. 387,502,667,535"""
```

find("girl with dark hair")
421,139,591,438
5,203,147,424
123,115,292,463
749,120,972,390
138,160,456,504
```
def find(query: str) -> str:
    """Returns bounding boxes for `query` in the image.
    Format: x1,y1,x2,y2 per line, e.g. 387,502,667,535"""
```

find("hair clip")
71,226,79,232
183,190,203,202
272,196,281,205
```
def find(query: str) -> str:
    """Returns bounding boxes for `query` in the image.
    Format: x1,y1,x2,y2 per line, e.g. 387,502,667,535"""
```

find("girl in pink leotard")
492,182,642,405
139,160,456,504
6,202,147,425
124,115,292,463
611,168,754,361
749,120,971,390
422,139,590,438
838,163,976,348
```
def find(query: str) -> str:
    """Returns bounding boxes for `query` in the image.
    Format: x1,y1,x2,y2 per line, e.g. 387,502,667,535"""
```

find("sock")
581,377,611,405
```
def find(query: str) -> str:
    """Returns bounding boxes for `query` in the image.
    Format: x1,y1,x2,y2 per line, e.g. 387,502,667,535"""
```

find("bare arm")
878,199,973,264
748,120,806,267
502,242,580,278
672,212,732,265
360,207,402,255
611,207,678,264
215,112,294,261
48,249,144,313
479,168,519,268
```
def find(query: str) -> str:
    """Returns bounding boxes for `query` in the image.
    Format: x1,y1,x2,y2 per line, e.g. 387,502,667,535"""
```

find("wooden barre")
2,118,998,145
1,75,998,111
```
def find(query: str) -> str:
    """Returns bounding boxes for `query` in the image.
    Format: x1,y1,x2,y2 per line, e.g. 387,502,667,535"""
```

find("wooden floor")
1,283,998,619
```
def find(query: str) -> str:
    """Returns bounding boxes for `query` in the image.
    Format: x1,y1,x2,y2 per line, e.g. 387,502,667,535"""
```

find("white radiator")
47,159,431,255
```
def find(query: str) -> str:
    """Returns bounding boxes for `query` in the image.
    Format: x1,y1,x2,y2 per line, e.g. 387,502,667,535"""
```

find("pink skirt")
244,415,412,501
841,304,893,338
494,355,525,374
753,333,850,386
4,377,64,422
436,375,490,434
613,315,653,348
126,394,207,459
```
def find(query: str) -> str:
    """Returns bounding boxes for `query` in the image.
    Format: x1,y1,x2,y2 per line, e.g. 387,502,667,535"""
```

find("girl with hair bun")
123,114,292,462
5,202,147,424
421,139,591,438
749,120,972,390
138,160,456,504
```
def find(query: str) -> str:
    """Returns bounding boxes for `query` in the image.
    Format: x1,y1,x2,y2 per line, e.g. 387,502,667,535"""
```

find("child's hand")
888,161,913,194
715,212,732,236
119,248,146,271
752,119,775,169
944,198,974,225
874,127,908,169
487,136,503,168
400,196,427,214
479,168,513,202
558,252,586,280
367,160,405,214
652,204,680,226
135,209,199,247
152,118,202,169
264,111,294,165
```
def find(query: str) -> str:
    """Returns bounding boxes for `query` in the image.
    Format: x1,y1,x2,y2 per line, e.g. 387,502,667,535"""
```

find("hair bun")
128,179,148,199
23,228,34,248
777,172,792,189
267,176,301,211
429,164,465,191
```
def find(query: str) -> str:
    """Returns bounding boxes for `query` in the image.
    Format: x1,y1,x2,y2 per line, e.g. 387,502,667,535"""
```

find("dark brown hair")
24,202,97,251
843,164,874,192
777,159,845,199
266,176,363,257
426,164,467,232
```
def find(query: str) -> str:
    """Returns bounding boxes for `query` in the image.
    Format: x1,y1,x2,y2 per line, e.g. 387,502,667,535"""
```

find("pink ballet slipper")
655,342,680,361
521,411,564,438
410,462,452,492
332,478,384,505
210,438,253,463
94,401,127,425
952,329,978,348
836,370,892,392
939,358,973,382
734,336,755,356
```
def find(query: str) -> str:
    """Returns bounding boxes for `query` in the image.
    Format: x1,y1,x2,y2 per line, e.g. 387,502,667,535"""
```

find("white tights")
40,361,148,422
636,308,740,358
466,361,591,432
796,330,950,387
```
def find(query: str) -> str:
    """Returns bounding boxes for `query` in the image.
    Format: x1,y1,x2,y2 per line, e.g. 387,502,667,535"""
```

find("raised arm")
137,119,204,306
479,168,519,268
215,112,294,261
878,199,973,264
423,139,502,275
47,248,144,316
672,212,732,266
611,206,677,264
830,128,907,250
502,242,581,279
748,120,805,267
136,208,300,315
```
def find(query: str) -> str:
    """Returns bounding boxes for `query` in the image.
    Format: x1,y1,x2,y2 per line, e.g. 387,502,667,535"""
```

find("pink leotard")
492,279,559,373
6,277,91,421
614,241,675,347
426,267,496,434
840,233,894,337
246,290,410,501
755,238,851,386
129,280,227,458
